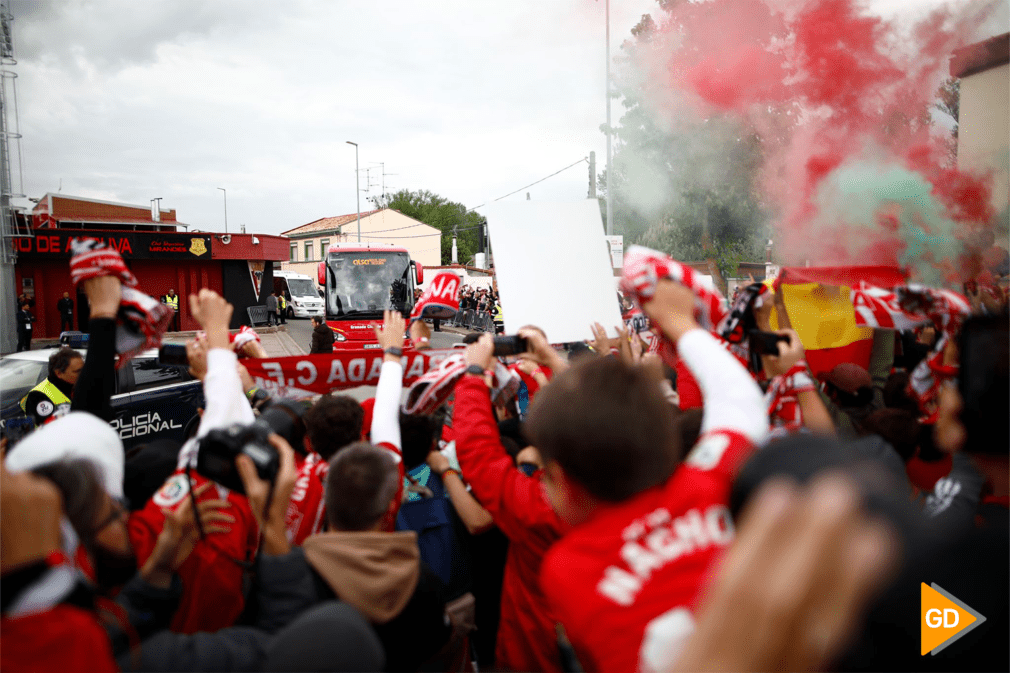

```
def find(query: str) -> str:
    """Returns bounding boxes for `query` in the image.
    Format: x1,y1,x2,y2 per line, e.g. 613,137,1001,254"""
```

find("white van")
274,270,324,319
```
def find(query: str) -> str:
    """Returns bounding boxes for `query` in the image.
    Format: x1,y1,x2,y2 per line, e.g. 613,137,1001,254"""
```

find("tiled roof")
281,210,382,236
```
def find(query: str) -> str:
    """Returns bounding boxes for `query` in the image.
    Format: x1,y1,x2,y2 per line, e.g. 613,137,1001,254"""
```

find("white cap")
5,412,125,499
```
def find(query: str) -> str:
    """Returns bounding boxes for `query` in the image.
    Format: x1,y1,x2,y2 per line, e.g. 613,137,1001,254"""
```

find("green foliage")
379,189,484,266
600,10,771,279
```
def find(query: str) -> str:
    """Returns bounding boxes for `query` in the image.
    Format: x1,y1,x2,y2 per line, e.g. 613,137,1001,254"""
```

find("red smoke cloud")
640,0,997,283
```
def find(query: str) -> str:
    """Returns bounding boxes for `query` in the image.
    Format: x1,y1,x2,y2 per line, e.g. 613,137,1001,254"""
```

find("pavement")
27,321,470,359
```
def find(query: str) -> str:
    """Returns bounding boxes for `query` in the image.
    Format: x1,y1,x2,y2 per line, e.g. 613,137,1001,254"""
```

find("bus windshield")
285,278,316,297
325,251,411,317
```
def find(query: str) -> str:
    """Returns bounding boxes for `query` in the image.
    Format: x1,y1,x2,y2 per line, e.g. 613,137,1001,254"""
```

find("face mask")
518,463,539,478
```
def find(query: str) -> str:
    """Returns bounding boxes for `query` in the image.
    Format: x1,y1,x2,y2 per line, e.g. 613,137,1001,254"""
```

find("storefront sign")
12,231,214,260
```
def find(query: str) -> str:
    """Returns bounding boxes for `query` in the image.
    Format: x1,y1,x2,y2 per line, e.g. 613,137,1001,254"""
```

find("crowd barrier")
450,309,495,332
247,305,271,326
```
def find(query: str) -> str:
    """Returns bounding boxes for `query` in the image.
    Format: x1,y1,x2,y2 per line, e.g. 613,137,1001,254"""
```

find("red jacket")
128,470,260,634
453,374,569,673
285,451,328,546
1,605,118,673
540,429,754,672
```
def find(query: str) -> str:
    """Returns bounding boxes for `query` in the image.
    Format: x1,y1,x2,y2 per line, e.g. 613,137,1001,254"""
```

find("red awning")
775,265,907,289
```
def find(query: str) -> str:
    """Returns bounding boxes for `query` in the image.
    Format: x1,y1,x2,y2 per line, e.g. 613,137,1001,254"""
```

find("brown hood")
302,531,420,624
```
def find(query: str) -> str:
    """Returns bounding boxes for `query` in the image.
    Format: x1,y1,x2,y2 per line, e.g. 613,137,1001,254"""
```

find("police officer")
278,293,287,325
494,301,504,334
20,347,83,427
162,289,181,332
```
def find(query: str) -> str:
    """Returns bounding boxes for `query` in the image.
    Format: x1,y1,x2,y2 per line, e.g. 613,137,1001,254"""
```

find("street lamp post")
605,0,613,236
346,141,361,242
217,187,228,234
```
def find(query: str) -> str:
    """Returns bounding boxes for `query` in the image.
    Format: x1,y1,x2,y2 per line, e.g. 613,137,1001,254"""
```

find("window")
131,358,189,392
290,243,297,262
320,238,329,259
304,241,313,261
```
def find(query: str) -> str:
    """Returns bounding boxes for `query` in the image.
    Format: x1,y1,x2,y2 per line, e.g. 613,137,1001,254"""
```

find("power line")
360,224,482,240
467,157,589,211
337,157,589,241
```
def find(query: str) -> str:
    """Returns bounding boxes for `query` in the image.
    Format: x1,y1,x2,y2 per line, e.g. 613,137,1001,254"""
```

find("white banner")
485,200,624,343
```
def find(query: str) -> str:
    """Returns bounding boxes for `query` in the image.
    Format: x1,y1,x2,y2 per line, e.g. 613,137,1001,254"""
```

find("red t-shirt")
540,429,754,673
128,470,260,634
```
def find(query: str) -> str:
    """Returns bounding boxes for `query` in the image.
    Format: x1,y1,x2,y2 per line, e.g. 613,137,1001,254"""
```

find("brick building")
10,194,287,340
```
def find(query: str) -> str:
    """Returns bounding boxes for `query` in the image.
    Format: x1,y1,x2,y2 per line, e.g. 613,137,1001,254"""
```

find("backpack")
396,472,472,600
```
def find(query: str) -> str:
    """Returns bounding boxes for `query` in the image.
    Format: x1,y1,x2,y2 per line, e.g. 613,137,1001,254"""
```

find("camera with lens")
196,399,309,495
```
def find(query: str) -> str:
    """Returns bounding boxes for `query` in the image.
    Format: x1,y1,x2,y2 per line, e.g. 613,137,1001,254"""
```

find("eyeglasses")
92,498,129,535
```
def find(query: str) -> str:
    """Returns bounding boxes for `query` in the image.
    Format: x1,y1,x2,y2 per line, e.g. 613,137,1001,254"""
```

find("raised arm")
371,310,405,455
453,334,561,537
645,280,768,444
70,276,121,420
190,290,255,438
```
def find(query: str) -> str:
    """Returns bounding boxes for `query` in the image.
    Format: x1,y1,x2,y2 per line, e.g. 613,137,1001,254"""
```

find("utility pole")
217,187,228,233
346,141,360,242
605,0,613,235
588,151,596,198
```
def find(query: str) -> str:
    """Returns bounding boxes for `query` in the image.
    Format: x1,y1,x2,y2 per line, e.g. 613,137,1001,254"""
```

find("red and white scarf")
764,361,817,437
620,245,728,368
70,238,172,367
850,282,970,420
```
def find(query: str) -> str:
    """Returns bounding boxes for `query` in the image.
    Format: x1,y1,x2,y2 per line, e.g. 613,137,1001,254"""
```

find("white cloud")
8,0,658,234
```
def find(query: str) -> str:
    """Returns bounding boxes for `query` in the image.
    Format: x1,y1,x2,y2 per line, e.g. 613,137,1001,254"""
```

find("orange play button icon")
921,583,986,655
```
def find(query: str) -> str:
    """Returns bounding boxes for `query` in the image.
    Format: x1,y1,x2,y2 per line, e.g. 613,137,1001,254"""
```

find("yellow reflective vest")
164,294,179,310
20,378,71,415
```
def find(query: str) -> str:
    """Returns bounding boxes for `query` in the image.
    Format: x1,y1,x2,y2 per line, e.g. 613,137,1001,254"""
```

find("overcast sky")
6,0,1003,237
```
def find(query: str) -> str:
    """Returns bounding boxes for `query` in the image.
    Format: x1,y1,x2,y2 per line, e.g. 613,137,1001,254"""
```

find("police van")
0,348,204,450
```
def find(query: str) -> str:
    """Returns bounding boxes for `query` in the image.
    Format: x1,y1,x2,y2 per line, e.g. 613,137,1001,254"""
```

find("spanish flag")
770,266,906,377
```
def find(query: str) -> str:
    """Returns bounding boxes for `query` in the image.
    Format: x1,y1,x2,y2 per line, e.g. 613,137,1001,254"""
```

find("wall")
13,259,224,338
958,62,1010,219
285,209,442,268
221,260,275,329
47,195,177,222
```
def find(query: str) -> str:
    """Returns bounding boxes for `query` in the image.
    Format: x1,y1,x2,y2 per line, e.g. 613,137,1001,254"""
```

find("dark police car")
0,348,204,450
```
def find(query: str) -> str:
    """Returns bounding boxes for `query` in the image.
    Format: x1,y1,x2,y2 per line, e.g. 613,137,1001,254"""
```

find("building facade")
9,194,287,341
281,208,441,277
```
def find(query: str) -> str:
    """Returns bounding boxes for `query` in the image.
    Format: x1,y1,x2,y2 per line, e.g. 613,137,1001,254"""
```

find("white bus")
274,270,324,319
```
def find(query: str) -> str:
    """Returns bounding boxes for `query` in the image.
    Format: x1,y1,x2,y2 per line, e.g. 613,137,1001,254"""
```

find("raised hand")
236,433,298,555
374,309,406,355
640,279,700,343
466,333,495,372
188,289,233,350
763,329,806,377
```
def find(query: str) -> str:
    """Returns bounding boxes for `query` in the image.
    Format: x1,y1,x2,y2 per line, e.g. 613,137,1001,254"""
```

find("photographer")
452,329,569,673
127,290,262,634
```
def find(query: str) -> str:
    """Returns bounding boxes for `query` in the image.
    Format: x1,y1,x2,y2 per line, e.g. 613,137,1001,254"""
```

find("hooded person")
289,443,452,672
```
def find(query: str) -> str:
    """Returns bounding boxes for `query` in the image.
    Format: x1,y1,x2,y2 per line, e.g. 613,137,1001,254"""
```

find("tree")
600,10,771,292
934,77,960,164
377,189,485,266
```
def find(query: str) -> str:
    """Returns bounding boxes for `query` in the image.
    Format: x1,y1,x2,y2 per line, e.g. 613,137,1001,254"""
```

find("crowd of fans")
1,238,1007,673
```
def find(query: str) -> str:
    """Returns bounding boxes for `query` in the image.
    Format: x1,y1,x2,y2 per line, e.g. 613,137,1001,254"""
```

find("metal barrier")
247,305,271,326
449,309,495,332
